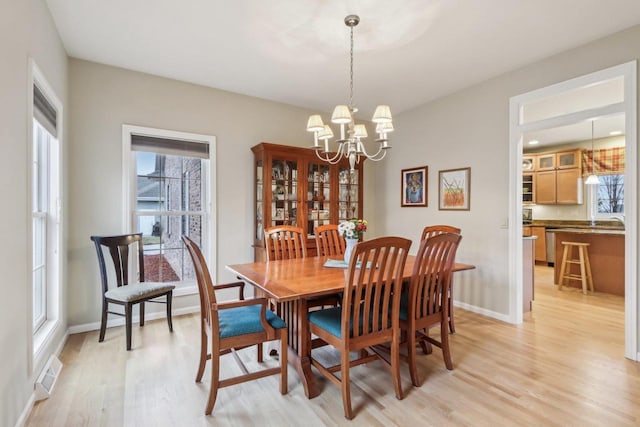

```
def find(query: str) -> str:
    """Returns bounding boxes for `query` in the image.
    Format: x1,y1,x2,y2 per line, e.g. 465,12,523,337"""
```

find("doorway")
509,61,638,360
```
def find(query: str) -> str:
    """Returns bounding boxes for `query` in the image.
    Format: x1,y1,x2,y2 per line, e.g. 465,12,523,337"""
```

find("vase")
344,238,358,263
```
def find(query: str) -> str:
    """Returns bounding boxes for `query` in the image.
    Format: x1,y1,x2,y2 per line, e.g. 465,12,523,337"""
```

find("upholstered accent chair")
182,236,288,415
90,233,174,351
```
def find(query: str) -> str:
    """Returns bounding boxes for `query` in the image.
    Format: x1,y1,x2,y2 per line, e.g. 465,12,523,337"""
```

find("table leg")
281,299,320,399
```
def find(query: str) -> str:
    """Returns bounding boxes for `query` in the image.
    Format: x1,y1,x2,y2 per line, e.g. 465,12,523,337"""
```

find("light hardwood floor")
27,267,640,426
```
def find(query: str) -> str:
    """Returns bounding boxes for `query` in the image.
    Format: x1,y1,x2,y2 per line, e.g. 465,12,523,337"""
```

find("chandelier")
306,14,393,172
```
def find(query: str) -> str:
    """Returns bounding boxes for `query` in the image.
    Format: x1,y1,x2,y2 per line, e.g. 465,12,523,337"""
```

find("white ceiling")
46,0,640,120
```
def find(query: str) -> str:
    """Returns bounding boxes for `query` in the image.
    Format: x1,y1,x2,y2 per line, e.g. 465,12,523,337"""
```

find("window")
597,174,624,215
31,74,61,339
123,127,215,292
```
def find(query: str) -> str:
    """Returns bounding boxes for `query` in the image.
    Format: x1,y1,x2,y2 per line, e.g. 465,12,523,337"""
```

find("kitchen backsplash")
531,203,588,220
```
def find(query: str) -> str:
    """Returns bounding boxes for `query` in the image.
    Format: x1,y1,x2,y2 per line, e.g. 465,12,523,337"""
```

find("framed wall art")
438,167,470,210
401,166,428,207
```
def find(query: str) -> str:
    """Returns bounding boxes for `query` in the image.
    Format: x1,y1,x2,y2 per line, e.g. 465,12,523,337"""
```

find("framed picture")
438,167,471,210
401,166,428,207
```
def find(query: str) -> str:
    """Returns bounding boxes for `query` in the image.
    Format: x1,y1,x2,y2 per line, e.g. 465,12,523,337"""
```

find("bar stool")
557,241,594,295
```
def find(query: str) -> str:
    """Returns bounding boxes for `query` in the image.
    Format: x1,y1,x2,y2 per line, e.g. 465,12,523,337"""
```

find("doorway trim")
508,61,637,361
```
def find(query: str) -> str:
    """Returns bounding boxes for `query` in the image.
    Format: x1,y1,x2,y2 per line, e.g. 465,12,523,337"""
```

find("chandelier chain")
349,24,354,110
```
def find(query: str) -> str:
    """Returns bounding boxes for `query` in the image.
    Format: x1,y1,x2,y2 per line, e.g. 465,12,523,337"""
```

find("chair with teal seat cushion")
399,232,462,387
183,235,288,415
91,233,174,351
308,236,411,420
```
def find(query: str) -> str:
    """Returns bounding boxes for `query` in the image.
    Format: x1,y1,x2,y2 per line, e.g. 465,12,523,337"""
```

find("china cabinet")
252,142,364,261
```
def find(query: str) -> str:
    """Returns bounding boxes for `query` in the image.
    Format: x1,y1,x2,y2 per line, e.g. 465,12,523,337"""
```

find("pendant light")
585,120,600,185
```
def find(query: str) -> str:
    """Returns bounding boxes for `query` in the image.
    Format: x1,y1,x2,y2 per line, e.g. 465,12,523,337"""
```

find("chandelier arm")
356,141,386,160
315,146,344,164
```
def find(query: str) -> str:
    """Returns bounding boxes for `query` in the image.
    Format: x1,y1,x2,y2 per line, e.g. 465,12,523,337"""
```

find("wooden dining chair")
421,224,461,241
264,225,307,261
421,224,461,333
90,233,175,351
399,233,462,387
182,236,288,415
314,224,346,257
308,236,411,419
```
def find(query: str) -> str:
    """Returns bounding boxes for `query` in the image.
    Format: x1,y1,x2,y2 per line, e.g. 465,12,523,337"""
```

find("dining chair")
421,224,461,241
399,233,462,387
90,233,175,351
421,224,461,334
182,236,288,415
308,236,411,419
314,224,346,257
264,225,307,261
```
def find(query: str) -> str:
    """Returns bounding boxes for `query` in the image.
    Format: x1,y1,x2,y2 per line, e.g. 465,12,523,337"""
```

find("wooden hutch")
252,142,364,261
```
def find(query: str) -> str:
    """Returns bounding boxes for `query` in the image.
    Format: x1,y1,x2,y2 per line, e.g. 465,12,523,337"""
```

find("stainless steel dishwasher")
545,229,555,266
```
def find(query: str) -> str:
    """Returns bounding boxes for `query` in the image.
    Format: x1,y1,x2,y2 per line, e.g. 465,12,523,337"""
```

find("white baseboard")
453,300,511,323
15,393,35,427
16,331,68,427
67,305,199,334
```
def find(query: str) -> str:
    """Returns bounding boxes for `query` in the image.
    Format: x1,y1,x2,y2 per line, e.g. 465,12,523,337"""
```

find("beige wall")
66,58,379,327
381,25,640,321
0,0,68,425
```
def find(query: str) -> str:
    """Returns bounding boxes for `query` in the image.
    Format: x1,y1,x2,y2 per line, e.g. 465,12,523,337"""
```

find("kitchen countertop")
549,228,625,235
525,219,624,231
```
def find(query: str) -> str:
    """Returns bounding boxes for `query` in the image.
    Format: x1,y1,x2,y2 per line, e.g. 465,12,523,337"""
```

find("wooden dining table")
226,255,475,399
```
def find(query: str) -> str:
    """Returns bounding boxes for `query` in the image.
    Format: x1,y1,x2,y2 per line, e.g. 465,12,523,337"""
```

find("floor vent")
34,355,63,401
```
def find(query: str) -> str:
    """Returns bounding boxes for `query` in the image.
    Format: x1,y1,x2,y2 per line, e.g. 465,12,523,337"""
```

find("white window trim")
29,60,64,368
122,124,217,294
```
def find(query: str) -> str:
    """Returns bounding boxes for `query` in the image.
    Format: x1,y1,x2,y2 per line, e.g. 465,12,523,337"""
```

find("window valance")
582,146,625,176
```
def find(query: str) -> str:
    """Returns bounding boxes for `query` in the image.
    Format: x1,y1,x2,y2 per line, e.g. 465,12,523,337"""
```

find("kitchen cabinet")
523,173,535,204
535,170,557,204
523,237,535,312
530,226,546,263
532,149,582,205
522,156,535,172
252,142,363,261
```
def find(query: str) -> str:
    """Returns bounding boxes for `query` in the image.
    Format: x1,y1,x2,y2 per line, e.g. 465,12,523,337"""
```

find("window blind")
131,134,209,159
33,84,57,137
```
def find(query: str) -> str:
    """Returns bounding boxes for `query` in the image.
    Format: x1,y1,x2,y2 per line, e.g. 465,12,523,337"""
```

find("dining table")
226,255,475,399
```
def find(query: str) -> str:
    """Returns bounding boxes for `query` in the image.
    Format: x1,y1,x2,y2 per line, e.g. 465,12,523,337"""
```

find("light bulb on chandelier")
306,14,393,172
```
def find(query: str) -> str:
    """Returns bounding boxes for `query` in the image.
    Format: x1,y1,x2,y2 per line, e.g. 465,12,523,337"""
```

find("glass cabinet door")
256,160,263,240
271,158,298,228
338,167,359,222
306,162,331,238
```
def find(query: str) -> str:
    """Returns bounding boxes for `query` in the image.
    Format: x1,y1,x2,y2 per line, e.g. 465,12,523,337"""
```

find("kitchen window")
596,174,624,215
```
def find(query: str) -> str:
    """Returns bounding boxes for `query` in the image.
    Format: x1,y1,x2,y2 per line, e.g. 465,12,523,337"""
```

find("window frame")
29,61,63,364
122,125,216,296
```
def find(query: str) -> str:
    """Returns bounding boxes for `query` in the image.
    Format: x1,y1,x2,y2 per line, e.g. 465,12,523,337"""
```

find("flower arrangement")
338,219,368,239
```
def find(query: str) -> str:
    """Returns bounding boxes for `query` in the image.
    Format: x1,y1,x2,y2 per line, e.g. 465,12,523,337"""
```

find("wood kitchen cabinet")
252,142,363,261
530,226,547,263
532,149,582,205
523,173,535,204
